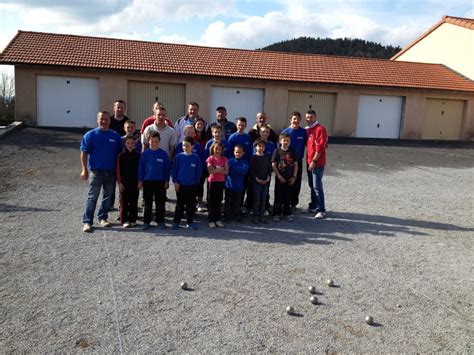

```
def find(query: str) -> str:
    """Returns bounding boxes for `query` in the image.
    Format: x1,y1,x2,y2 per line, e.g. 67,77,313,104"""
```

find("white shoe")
123,222,131,228
215,221,224,228
314,212,326,219
99,219,112,227
83,224,92,233
209,222,216,228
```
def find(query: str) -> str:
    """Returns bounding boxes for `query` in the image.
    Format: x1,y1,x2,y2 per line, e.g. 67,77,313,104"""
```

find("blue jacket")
174,141,201,160
225,158,249,191
282,126,307,160
204,138,231,159
138,148,171,182
80,128,122,171
172,152,203,186
228,132,253,161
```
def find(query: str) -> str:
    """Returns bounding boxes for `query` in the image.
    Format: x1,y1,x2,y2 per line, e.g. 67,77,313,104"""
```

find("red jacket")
306,123,328,167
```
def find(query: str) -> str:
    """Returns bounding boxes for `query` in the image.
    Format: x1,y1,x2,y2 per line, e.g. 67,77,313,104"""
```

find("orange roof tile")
1,30,474,92
391,15,474,60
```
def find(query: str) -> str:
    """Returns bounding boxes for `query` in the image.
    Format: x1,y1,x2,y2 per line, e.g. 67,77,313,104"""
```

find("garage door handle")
66,110,70,113
377,123,380,128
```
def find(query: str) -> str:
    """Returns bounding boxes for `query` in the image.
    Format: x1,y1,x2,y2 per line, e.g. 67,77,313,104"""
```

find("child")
174,125,201,157
272,133,298,222
138,132,171,230
249,139,272,223
172,136,203,230
123,120,142,153
194,118,209,212
224,145,249,222
206,141,228,228
228,117,253,210
204,125,231,159
282,112,307,212
117,135,141,228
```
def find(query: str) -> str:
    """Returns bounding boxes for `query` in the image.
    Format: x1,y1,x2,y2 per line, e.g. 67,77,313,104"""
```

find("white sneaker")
315,212,326,219
99,219,112,227
215,221,224,228
197,203,206,212
83,224,92,233
123,222,131,228
209,222,216,228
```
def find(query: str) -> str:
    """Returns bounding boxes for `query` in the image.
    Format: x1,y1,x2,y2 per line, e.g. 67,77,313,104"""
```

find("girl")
194,118,208,212
206,142,228,228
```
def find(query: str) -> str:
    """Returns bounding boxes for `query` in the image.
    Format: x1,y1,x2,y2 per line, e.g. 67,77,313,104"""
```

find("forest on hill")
258,37,402,59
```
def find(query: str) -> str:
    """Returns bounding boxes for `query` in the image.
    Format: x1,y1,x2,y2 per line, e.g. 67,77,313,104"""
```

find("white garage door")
210,86,264,124
37,75,99,128
356,95,403,139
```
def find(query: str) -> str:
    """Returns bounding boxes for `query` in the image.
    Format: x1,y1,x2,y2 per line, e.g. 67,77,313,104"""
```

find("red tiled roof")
391,15,474,60
1,30,474,92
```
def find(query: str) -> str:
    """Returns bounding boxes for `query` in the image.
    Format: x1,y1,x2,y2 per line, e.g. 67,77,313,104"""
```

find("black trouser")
120,181,139,224
224,189,242,219
197,169,208,203
273,179,292,216
208,181,224,222
143,180,166,224
290,158,303,207
174,185,197,224
241,172,250,209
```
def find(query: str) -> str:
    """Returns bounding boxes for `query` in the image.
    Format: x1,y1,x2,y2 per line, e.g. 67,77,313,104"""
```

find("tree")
0,72,15,125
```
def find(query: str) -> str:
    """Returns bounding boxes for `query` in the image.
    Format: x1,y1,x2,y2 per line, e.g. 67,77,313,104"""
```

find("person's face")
213,145,223,156
125,138,135,151
236,120,246,133
255,143,265,155
97,112,110,130
155,109,166,124
290,115,301,128
182,141,193,154
114,102,125,117
234,147,244,159
216,109,226,122
125,123,135,134
188,105,199,118
149,137,160,150
260,128,270,141
280,137,291,149
212,128,222,140
305,113,316,125
256,113,266,126
184,127,195,138
195,120,204,132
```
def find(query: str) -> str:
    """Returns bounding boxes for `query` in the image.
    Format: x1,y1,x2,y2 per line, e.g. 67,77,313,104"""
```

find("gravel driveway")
1,127,473,352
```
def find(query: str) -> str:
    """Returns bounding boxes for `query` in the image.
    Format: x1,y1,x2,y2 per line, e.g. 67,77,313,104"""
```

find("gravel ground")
0,127,473,353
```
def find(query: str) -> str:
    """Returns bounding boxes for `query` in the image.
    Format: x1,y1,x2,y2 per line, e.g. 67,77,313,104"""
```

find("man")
140,101,174,134
207,106,237,139
80,111,123,233
109,99,129,136
142,106,178,158
175,101,207,143
305,109,328,219
248,112,278,145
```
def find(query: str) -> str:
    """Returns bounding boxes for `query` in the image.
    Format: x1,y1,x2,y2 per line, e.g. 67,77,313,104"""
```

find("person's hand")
118,183,124,192
289,177,296,186
278,175,286,183
81,169,88,180
138,182,143,190
309,161,317,170
175,183,180,192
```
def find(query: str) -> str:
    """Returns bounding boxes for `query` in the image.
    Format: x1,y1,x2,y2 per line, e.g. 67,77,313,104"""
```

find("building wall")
394,23,474,80
14,65,474,140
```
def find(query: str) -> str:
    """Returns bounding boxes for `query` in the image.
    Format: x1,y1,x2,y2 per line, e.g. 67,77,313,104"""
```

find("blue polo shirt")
138,148,171,182
228,132,253,161
172,152,203,186
282,126,307,160
80,128,122,171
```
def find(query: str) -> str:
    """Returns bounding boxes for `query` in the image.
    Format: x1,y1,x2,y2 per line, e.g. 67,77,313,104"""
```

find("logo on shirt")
109,139,116,143
297,136,303,140
191,163,197,167
156,158,163,162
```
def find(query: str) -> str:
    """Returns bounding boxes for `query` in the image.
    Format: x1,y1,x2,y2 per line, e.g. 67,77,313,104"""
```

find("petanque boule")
365,316,374,325
310,296,318,305
326,279,334,287
308,286,317,294
180,282,188,290
286,306,295,315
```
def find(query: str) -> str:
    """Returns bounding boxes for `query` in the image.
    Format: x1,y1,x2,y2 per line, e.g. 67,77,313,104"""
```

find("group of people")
80,100,328,233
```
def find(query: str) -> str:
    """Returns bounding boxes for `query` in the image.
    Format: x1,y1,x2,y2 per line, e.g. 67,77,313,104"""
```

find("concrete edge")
0,121,24,139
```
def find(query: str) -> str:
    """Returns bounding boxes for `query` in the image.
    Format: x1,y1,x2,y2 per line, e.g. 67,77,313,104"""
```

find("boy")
123,120,142,153
282,112,307,212
249,139,272,223
174,125,201,158
224,145,249,222
172,136,203,230
272,133,298,222
204,125,231,159
117,136,140,228
138,132,171,230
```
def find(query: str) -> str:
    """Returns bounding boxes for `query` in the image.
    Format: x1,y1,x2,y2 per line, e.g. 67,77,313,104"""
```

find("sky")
0,0,473,75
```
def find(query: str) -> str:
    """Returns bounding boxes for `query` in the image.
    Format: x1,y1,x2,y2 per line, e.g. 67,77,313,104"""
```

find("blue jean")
307,166,325,212
83,170,116,224
252,182,269,216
